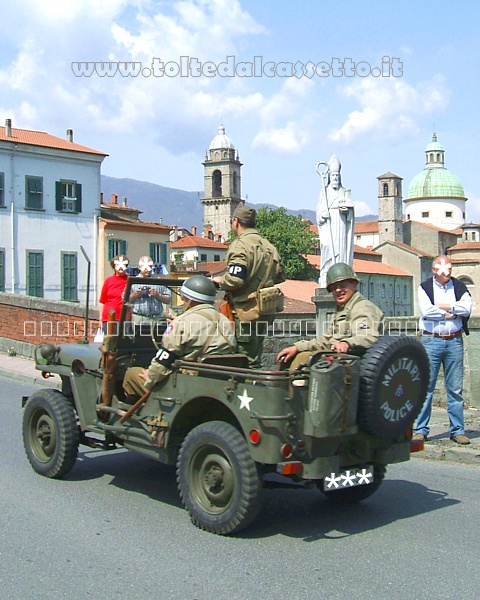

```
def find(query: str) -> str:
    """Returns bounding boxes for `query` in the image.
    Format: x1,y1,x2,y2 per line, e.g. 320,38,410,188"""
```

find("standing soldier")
212,204,286,369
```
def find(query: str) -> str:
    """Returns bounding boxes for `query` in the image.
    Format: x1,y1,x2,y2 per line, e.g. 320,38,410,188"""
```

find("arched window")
212,170,222,197
233,172,238,195
382,183,388,196
436,153,440,162
458,276,474,288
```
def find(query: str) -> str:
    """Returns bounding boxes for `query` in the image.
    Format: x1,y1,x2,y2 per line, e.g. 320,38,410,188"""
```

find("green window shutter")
108,239,115,260
0,250,4,291
27,252,43,297
62,253,77,301
55,181,62,211
120,240,127,255
75,183,82,213
149,242,155,260
161,243,167,265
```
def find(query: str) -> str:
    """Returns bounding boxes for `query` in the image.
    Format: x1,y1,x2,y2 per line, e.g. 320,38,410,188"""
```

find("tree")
255,207,319,280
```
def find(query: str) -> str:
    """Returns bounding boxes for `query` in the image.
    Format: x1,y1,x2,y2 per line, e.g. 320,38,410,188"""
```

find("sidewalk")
1,350,479,465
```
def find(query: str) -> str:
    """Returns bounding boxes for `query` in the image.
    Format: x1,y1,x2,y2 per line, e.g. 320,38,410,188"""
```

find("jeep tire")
23,389,79,479
357,335,430,439
177,421,262,535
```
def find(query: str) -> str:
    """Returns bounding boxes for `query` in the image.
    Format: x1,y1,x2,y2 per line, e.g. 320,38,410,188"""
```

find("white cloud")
330,75,450,143
252,121,309,154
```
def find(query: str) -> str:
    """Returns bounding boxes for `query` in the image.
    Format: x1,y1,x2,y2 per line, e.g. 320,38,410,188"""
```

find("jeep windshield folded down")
22,277,430,535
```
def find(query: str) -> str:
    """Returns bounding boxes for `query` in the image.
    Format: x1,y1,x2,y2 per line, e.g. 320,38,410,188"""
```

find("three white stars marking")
238,389,254,411
324,468,373,489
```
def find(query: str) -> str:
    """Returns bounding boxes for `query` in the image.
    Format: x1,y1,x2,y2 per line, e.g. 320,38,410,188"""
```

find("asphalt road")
1,378,480,600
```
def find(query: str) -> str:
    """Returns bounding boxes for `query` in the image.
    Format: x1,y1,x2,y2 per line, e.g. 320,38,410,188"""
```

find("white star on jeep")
238,389,253,411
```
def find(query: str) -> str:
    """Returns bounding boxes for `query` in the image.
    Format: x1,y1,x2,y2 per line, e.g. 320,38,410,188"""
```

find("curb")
0,366,61,389
411,442,480,465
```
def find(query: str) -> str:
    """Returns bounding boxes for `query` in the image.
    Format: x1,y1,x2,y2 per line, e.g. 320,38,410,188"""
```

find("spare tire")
357,335,430,439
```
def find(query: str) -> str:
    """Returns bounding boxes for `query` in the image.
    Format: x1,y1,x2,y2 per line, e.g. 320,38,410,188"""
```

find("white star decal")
324,473,342,489
340,470,357,486
238,389,254,411
114,255,129,271
356,468,373,485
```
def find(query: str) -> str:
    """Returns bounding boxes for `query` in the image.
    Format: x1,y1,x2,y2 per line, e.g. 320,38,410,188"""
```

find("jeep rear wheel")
23,389,79,479
177,421,262,535
320,464,386,503
358,336,430,439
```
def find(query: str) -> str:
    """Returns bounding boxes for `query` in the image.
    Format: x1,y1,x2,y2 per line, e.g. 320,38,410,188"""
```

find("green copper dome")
406,133,465,199
406,167,465,199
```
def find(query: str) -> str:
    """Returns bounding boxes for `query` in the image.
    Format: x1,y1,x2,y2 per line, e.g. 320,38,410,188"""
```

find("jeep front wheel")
177,421,262,535
22,389,79,479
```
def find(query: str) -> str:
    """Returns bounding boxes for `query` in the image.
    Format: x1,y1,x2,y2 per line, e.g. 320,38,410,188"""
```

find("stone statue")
316,155,355,288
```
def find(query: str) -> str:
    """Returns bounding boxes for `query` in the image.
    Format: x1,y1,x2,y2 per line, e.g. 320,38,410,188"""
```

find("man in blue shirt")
414,255,472,445
129,256,171,325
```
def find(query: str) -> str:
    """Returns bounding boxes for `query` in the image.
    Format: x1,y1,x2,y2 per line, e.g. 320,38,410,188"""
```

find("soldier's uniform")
291,290,384,369
123,303,236,399
221,219,285,369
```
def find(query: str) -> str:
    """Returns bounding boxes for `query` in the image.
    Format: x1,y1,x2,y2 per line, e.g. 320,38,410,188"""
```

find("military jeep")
22,277,430,535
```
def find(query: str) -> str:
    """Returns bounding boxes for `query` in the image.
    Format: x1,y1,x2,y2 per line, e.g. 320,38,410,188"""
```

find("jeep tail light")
249,429,261,445
277,462,303,476
281,444,293,458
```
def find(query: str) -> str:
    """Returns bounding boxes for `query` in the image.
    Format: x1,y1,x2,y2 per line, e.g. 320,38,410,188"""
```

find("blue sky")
1,0,479,221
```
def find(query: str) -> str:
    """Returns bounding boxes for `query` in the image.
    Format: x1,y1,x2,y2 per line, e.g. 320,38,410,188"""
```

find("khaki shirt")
144,304,236,389
295,291,384,354
221,228,286,303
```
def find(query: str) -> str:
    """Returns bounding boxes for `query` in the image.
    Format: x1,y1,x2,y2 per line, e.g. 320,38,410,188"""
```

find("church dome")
209,125,235,150
406,168,465,199
406,133,465,199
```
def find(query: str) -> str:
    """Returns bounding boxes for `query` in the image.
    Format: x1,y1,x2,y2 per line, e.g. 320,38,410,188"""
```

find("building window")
233,172,238,195
445,211,452,218
25,176,43,210
382,183,388,196
0,172,4,207
56,181,82,213
356,235,361,241
473,232,476,241
389,284,393,298
149,242,168,269
200,253,207,262
27,251,44,297
212,170,222,197
404,285,407,300
381,283,386,298
359,282,364,294
369,282,374,297
421,211,429,218
214,254,220,262
61,252,77,301
0,249,4,291
407,213,410,220
107,239,127,260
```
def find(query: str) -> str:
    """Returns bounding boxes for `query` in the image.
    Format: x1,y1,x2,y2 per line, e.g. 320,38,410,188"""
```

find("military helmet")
326,263,360,290
180,275,217,304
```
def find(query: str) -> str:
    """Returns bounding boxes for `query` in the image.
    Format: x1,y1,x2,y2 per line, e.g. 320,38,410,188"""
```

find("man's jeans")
414,335,466,437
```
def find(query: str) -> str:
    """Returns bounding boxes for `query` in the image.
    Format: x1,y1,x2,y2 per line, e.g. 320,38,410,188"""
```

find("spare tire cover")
357,335,430,439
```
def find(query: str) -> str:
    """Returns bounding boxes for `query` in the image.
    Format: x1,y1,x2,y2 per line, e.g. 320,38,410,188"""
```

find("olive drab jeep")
21,277,430,535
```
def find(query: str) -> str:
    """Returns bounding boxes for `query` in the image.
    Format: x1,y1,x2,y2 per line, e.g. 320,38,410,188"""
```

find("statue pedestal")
312,288,336,337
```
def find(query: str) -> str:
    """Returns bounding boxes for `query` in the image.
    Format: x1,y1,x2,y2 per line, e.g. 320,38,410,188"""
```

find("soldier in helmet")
123,275,236,402
276,263,383,369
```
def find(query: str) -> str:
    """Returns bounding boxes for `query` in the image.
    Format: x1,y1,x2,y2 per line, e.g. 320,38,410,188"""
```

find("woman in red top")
99,255,130,333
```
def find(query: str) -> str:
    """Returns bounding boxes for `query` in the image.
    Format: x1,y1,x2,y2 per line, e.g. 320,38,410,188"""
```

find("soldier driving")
123,275,236,402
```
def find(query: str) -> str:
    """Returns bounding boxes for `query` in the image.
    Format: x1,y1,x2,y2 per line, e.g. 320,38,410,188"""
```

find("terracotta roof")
170,235,228,250
0,124,107,156
374,240,432,257
448,242,480,251
99,218,171,233
354,258,411,277
354,220,379,234
197,261,228,275
278,280,318,308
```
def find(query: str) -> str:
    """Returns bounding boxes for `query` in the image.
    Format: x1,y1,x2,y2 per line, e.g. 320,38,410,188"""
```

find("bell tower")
201,125,243,242
377,172,403,244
